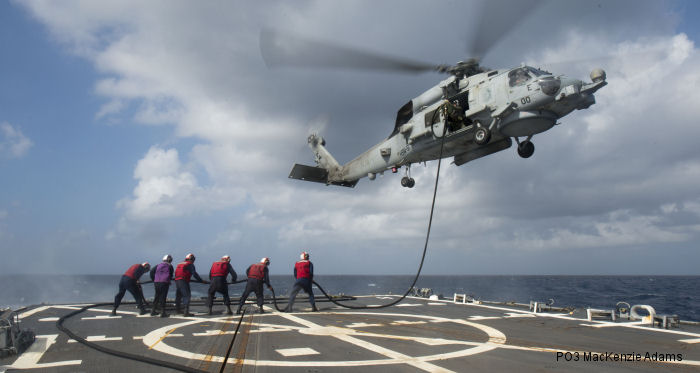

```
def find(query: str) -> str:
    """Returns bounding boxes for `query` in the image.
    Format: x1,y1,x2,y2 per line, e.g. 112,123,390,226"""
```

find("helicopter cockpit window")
395,101,413,127
526,66,547,76
391,100,414,136
508,68,531,87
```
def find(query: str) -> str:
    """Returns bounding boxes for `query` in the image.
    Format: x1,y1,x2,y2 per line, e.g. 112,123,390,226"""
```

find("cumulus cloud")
17,0,700,273
117,146,245,220
0,122,33,159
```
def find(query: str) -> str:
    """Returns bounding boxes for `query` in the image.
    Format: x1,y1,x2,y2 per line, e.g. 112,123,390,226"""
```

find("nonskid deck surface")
2,296,700,372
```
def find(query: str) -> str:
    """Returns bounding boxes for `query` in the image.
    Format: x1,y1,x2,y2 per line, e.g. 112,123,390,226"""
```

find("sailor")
112,262,150,316
237,257,273,314
174,253,205,317
285,251,318,312
206,255,237,315
150,254,174,317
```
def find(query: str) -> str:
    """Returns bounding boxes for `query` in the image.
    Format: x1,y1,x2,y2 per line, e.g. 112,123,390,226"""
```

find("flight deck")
1,295,699,372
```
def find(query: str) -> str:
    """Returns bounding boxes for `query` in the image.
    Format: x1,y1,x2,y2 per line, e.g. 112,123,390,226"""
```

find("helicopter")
261,13,607,188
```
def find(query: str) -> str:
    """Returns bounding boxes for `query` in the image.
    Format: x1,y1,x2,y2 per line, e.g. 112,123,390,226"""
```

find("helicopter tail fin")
287,134,358,188
307,133,340,171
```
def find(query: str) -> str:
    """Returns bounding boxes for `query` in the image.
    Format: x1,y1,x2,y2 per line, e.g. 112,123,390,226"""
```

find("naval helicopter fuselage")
289,64,607,188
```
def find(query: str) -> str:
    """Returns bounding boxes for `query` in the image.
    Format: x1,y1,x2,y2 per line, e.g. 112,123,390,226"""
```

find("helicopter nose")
555,78,582,100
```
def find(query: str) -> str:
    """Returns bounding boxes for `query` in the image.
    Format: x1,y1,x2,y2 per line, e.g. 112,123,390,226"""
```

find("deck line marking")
504,313,535,318
351,331,481,347
680,338,700,343
0,334,82,370
579,322,645,328
148,328,177,350
468,316,500,320
18,306,51,319
345,322,382,328
334,332,455,372
276,348,320,357
277,312,453,372
38,317,60,322
82,315,121,320
390,320,426,325
67,335,123,343
50,305,83,310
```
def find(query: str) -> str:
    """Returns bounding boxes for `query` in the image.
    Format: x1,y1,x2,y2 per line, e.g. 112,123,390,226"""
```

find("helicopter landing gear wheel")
474,127,491,145
517,141,535,158
401,177,415,188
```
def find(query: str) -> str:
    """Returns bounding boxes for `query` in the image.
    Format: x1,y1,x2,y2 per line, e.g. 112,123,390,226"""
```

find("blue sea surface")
1,275,698,321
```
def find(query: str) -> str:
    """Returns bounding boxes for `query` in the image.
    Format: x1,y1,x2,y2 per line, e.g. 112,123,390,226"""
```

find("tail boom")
288,134,358,188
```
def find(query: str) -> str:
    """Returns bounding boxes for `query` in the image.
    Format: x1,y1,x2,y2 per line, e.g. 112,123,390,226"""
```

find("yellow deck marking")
148,328,176,350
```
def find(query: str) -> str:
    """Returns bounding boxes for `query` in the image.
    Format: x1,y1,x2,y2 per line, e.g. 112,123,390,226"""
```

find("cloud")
117,146,245,221
0,122,33,159
16,0,700,273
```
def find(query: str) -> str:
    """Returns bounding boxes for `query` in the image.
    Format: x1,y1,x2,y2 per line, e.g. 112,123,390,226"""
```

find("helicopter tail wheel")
474,127,491,145
401,177,416,188
517,141,535,158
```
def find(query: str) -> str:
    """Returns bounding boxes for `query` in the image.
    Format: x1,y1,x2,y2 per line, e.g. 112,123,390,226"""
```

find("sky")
1,0,699,275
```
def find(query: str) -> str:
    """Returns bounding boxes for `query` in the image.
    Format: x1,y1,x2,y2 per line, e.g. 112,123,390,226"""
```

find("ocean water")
1,275,698,321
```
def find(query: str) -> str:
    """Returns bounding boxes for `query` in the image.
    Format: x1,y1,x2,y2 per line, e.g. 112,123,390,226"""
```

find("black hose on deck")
218,308,246,373
56,303,206,373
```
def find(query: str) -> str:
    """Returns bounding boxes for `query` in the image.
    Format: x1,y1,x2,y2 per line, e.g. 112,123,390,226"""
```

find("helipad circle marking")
142,311,505,367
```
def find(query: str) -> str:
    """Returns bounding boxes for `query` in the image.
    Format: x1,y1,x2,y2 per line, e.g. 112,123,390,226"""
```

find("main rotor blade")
260,28,440,73
467,0,545,60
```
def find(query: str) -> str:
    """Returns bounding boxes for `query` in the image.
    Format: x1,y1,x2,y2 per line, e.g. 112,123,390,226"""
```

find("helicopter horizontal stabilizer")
289,164,358,188
289,164,328,183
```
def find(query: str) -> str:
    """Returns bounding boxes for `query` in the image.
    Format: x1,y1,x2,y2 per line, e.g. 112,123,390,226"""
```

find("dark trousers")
175,280,192,308
153,282,170,313
239,278,264,308
287,278,315,310
114,276,144,309
207,276,230,307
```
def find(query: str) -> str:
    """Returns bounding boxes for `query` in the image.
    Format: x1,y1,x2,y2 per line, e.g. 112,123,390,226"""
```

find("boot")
111,308,117,316
235,306,242,315
207,307,213,316
183,305,192,317
139,307,148,315
311,305,318,312
259,307,265,314
226,306,233,316
160,311,169,318
150,309,157,316
175,306,183,315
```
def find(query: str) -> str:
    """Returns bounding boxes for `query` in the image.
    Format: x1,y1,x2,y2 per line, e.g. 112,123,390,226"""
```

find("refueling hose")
55,104,450,369
310,109,447,309
56,302,207,373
